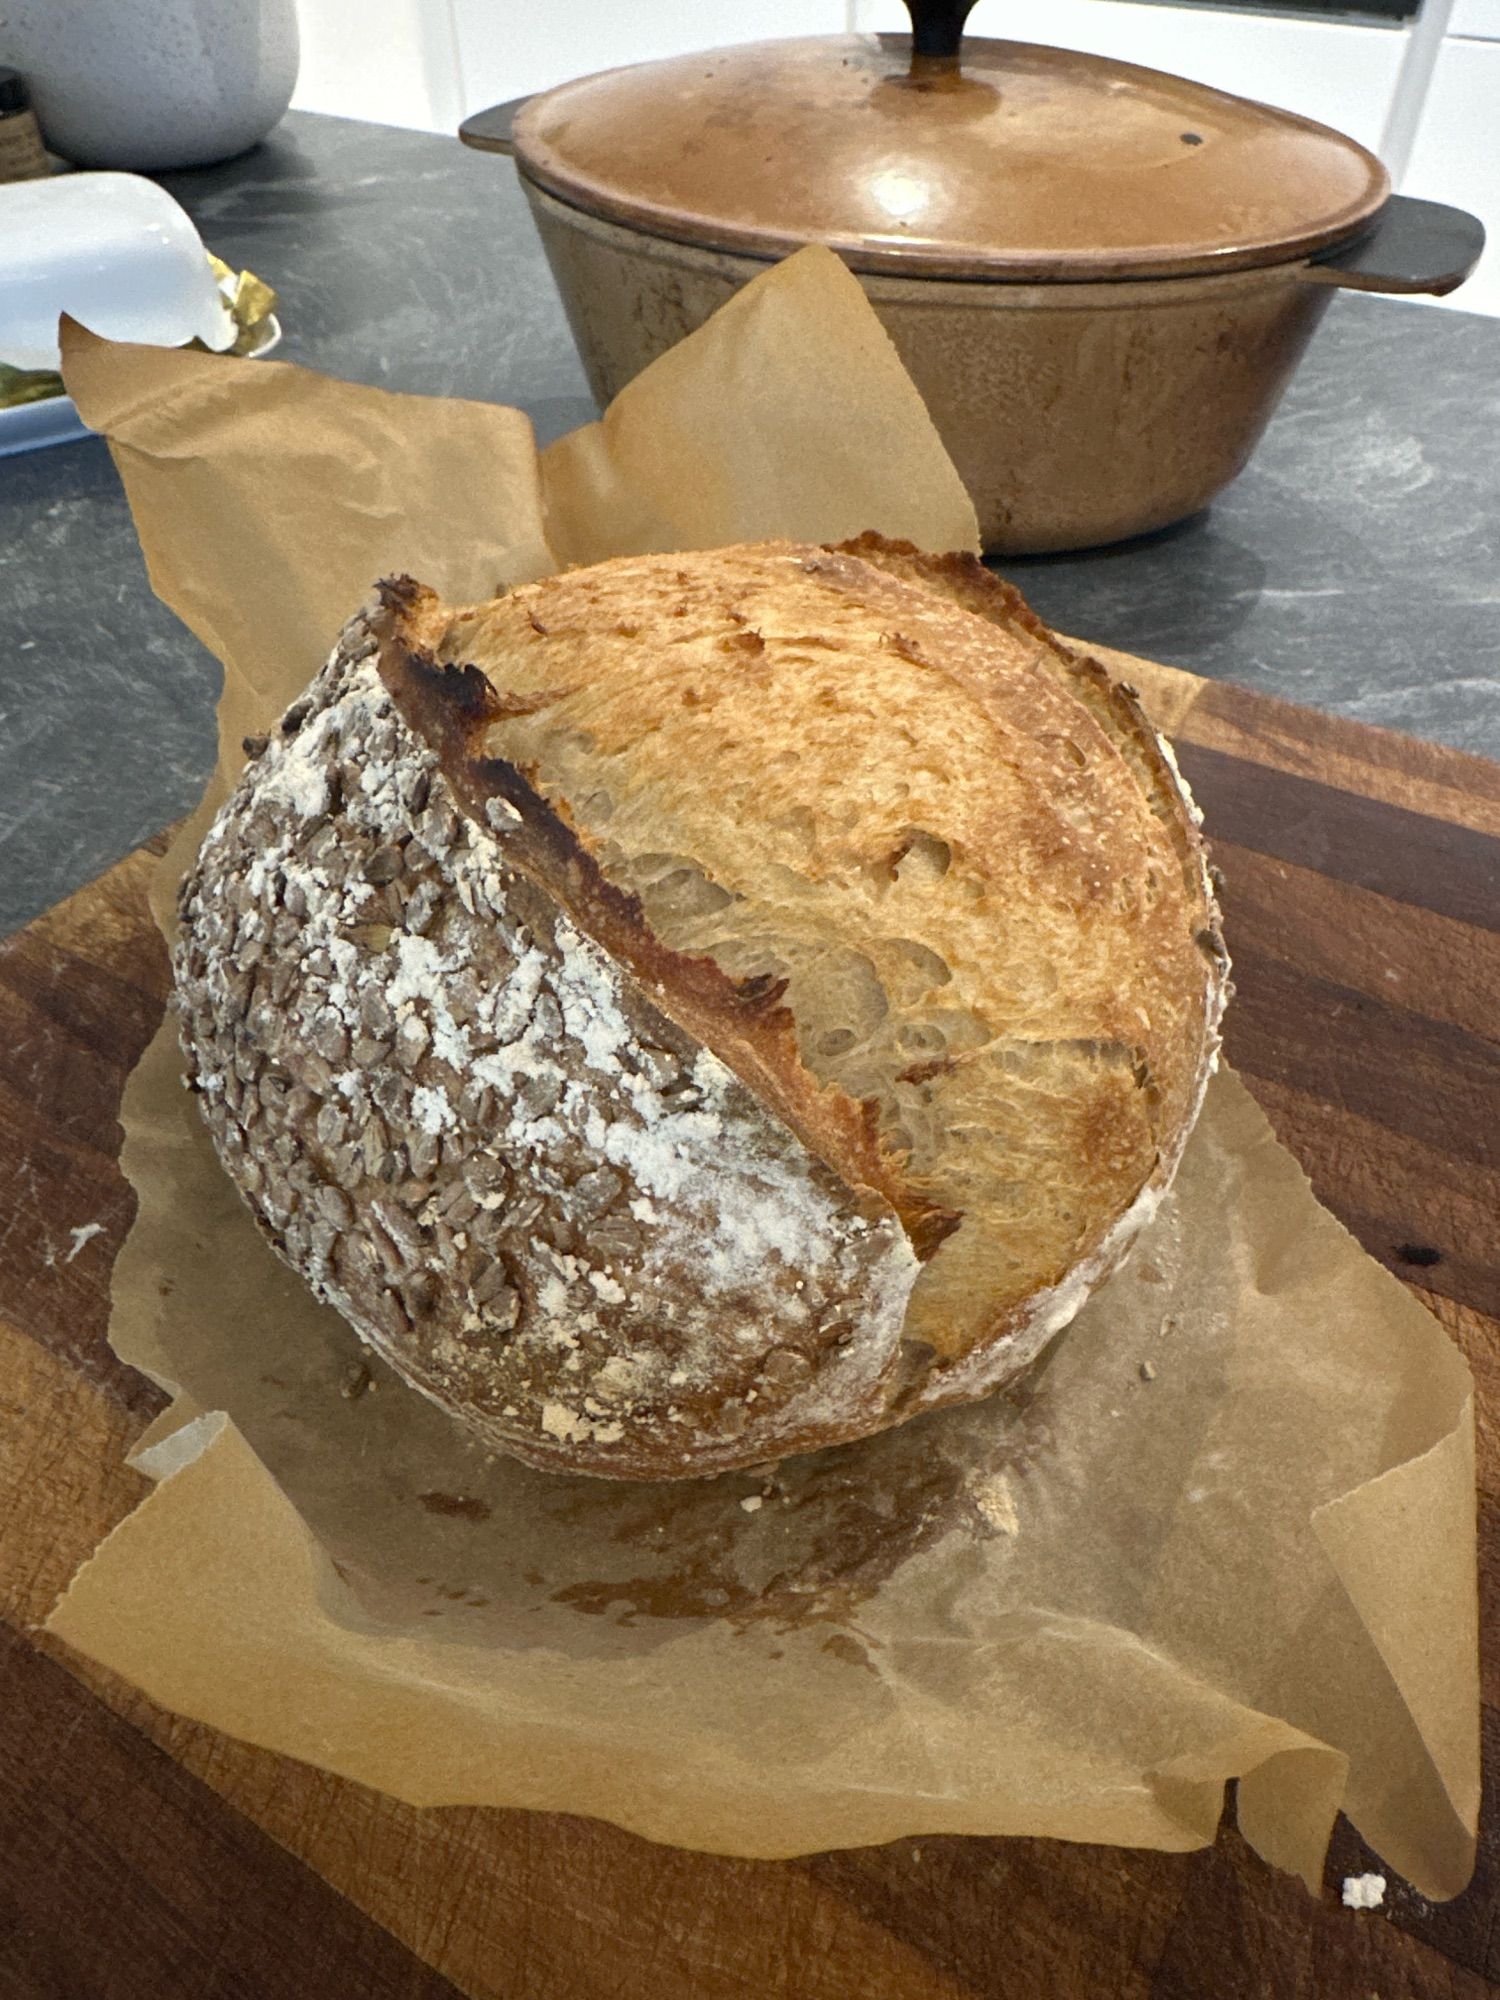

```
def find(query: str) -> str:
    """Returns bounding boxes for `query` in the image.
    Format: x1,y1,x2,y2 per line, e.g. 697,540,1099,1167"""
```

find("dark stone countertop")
2,109,1497,938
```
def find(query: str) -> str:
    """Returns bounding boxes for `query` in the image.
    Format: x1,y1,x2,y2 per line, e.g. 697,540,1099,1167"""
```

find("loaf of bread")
173,536,1226,1478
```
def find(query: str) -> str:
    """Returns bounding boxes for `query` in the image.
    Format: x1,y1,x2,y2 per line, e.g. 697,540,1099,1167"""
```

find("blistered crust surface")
418,539,1226,1381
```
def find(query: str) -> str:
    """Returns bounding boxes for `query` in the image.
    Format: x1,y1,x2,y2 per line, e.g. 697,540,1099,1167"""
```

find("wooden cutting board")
1,651,1496,2000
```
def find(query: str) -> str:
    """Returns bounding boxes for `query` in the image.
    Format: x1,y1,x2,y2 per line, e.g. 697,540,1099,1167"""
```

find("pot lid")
506,31,1390,282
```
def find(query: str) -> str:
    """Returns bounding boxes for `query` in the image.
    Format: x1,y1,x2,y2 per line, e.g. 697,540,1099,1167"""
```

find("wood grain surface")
1,659,1496,2000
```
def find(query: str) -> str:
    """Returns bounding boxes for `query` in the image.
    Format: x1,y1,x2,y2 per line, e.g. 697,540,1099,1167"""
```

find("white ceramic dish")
0,171,238,371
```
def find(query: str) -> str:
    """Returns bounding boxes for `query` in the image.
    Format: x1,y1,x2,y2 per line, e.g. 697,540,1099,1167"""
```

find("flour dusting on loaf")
174,537,1225,1478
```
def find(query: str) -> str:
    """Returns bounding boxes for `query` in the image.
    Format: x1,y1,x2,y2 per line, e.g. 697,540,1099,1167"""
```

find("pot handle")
459,97,530,156
1301,194,1485,297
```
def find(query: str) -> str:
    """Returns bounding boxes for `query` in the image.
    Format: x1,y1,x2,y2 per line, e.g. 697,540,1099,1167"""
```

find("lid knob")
901,0,980,60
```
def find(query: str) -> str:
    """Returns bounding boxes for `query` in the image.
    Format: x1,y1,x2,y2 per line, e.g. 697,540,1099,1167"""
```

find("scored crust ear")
371,576,959,1261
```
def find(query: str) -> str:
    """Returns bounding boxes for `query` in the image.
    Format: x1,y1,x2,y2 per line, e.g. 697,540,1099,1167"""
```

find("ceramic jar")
0,0,299,171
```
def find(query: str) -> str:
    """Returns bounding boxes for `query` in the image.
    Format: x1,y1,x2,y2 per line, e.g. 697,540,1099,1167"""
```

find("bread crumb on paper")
1341,1873,1386,1909
339,1361,372,1400
972,1470,1020,1535
53,1221,106,1267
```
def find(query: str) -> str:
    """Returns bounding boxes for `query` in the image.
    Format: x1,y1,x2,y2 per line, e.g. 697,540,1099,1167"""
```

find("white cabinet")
451,0,846,114
292,0,464,131
292,0,846,136
1401,36,1500,315
1450,0,1500,40
851,0,1408,153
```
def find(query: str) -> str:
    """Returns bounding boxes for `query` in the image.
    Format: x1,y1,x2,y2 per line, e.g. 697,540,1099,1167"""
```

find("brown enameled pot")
461,12,1484,554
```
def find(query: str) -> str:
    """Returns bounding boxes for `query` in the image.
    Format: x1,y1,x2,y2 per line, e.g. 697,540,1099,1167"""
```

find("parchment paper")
48,247,1478,1897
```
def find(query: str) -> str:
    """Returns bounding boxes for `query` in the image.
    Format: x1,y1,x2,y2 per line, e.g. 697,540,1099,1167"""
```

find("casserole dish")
462,2,1483,552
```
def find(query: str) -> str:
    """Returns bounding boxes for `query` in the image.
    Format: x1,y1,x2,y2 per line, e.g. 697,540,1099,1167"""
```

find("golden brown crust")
833,532,1223,922
425,539,1225,1387
827,535,1228,1163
